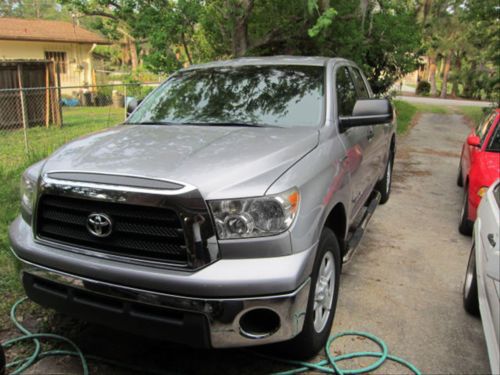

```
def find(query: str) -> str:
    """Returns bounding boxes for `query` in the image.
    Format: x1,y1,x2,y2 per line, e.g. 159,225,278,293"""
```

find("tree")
60,0,141,71
58,0,422,93
133,0,202,71
1,0,71,19
198,0,420,94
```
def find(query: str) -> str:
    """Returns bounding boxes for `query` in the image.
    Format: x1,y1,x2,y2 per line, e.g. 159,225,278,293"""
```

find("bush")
416,80,431,96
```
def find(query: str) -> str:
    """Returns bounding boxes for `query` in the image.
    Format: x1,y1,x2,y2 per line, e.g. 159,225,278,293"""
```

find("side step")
342,191,381,264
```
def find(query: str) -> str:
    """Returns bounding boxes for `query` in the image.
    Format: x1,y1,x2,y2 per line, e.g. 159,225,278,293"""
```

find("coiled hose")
1,297,421,374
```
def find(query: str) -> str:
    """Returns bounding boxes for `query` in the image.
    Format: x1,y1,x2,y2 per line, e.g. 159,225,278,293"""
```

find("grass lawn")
393,100,487,135
394,100,418,134
0,106,123,326
457,106,488,127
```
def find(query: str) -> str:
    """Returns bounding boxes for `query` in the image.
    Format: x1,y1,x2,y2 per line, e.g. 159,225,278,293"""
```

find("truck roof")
183,56,348,71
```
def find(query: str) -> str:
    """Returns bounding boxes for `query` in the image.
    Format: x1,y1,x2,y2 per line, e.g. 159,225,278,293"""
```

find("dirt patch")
412,148,461,158
392,169,432,185
395,147,412,160
461,115,477,130
408,112,423,133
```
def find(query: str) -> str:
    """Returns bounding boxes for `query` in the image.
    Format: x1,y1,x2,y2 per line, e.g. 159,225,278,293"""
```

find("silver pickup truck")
9,56,395,358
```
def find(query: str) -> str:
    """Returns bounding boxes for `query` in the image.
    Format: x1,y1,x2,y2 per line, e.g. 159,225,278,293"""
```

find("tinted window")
486,122,500,152
336,67,357,116
349,68,370,99
476,112,495,143
127,65,325,128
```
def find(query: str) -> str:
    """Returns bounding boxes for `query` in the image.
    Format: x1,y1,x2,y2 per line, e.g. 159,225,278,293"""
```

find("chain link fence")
0,82,160,171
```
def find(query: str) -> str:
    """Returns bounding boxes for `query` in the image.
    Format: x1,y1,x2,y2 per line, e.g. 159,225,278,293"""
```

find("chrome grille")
36,194,187,264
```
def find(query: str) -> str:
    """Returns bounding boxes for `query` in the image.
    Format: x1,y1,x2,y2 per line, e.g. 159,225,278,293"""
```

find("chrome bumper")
19,258,310,348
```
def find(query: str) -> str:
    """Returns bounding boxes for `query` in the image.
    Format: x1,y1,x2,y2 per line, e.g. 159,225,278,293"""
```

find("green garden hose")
1,297,421,374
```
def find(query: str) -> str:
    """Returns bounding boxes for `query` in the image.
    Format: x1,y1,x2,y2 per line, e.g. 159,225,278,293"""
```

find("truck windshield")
126,65,325,128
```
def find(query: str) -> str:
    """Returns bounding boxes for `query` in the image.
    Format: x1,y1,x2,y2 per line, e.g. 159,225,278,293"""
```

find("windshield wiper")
188,122,278,128
127,121,281,128
126,121,179,125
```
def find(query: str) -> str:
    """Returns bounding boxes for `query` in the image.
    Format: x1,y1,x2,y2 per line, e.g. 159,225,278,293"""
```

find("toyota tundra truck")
9,56,395,358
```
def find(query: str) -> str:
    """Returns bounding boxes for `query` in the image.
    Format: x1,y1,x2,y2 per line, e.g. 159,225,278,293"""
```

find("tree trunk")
122,41,130,67
34,0,40,18
462,60,475,99
232,17,249,57
428,55,438,96
232,0,254,57
181,33,193,65
451,54,461,97
128,37,139,71
360,0,369,31
440,53,452,98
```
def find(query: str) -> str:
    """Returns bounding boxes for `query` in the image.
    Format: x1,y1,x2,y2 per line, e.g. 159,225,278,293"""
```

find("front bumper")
18,258,310,348
10,216,315,297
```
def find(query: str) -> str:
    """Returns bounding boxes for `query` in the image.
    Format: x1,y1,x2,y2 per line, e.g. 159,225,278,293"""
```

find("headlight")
20,172,36,215
208,188,299,239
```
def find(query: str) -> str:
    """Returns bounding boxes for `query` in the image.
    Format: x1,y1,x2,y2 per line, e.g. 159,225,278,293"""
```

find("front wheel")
273,227,341,359
463,245,479,315
376,153,393,204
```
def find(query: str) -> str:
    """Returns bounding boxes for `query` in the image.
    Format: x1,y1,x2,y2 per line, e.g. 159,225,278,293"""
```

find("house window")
44,51,67,74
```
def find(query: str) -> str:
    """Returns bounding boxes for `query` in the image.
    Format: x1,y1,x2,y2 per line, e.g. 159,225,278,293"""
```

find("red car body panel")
460,109,500,221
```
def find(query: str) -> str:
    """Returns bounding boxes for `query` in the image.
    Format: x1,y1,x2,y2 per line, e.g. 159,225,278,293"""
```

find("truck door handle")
487,234,496,247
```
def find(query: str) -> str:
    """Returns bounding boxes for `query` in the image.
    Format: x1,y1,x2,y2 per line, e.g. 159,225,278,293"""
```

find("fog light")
239,308,281,339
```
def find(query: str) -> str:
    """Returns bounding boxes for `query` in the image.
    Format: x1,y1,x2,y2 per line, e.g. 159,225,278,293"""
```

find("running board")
342,191,381,264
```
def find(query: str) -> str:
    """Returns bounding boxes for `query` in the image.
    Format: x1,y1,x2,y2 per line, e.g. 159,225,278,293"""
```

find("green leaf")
308,7,337,38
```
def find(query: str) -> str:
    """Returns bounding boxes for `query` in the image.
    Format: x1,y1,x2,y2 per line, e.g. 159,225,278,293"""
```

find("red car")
457,108,500,235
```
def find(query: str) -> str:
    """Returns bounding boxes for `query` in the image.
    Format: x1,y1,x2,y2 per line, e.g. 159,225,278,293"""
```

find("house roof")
0,18,109,44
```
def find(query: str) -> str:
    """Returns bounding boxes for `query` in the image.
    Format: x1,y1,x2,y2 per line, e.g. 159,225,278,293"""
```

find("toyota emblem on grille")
86,213,113,238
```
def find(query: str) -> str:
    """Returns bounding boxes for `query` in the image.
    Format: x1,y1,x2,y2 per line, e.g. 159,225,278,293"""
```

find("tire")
273,227,341,359
463,245,479,316
458,185,473,236
376,153,393,204
456,163,463,187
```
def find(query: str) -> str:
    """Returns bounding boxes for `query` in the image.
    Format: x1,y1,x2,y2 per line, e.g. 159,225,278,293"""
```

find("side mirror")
339,98,394,129
467,134,481,147
126,97,141,117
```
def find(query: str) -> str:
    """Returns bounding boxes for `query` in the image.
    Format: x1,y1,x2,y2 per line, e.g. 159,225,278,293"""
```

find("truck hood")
41,125,319,199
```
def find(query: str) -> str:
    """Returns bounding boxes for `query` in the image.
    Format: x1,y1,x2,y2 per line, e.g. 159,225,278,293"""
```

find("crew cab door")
348,66,387,186
334,66,372,220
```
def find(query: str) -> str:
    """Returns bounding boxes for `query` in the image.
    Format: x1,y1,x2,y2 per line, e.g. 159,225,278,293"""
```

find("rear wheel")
463,245,479,315
376,153,393,204
458,185,473,236
273,227,341,359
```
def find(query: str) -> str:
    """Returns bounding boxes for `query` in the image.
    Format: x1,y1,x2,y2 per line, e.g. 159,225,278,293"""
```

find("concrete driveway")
21,113,491,374
334,112,490,373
